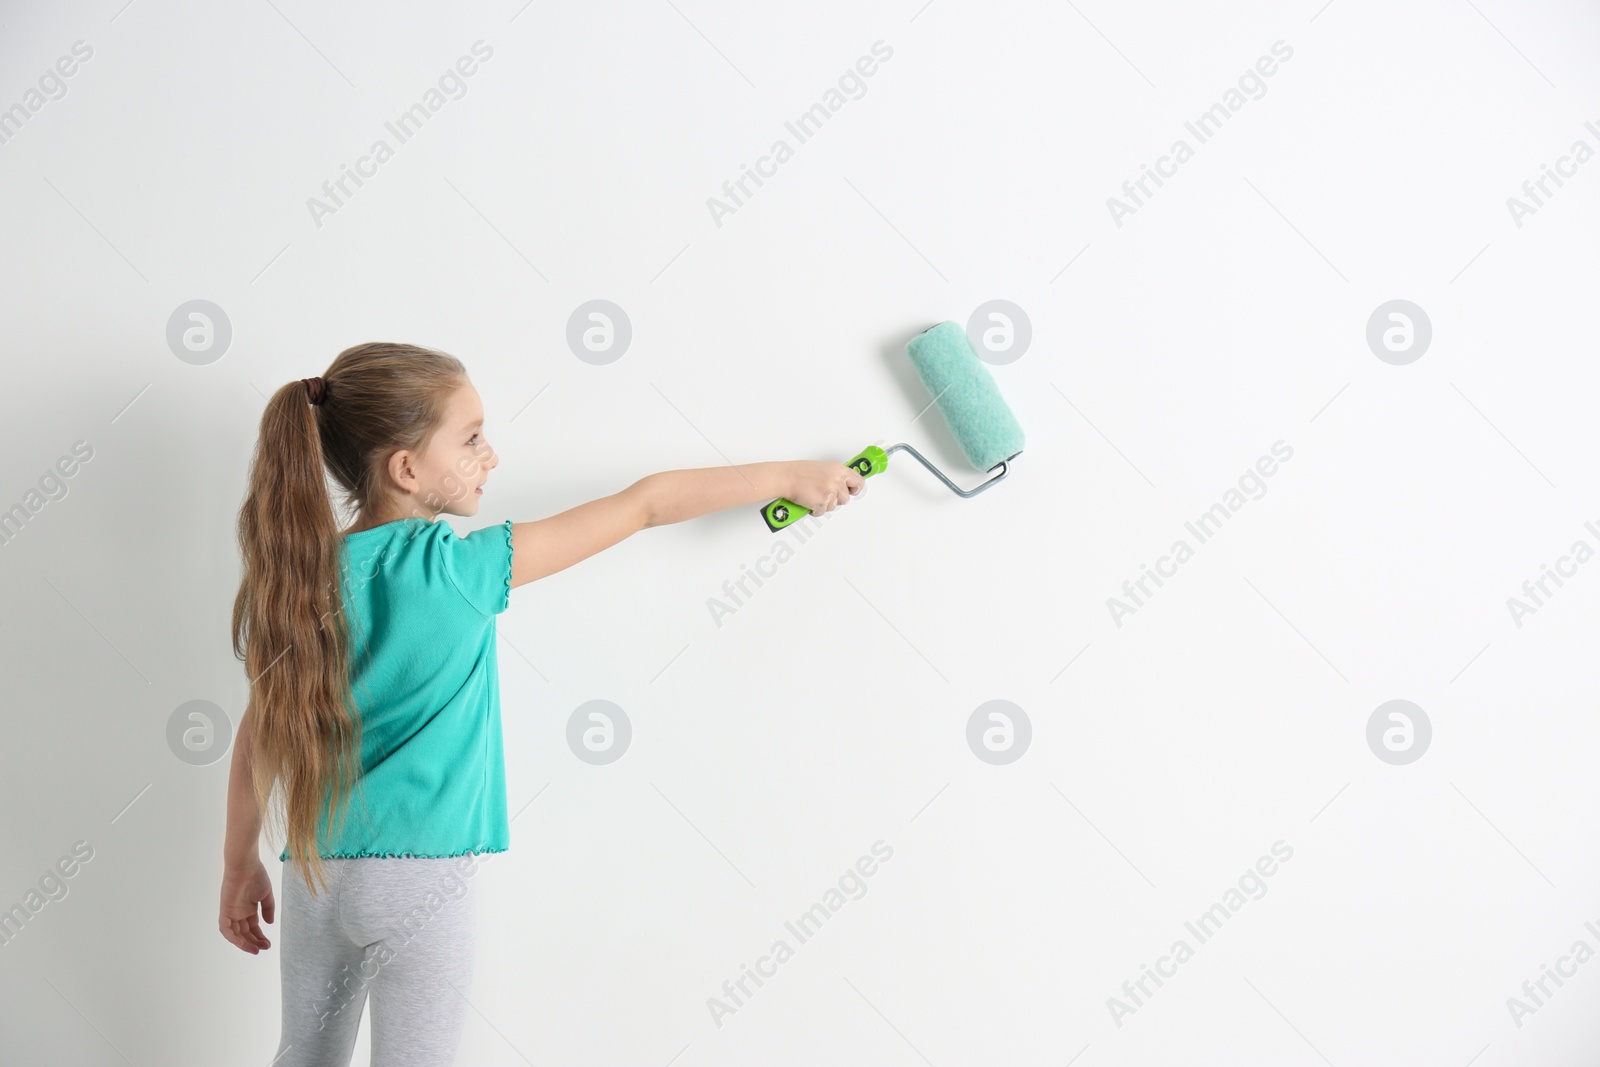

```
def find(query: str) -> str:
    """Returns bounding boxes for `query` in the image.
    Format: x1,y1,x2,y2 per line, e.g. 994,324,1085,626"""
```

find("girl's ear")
384,448,419,493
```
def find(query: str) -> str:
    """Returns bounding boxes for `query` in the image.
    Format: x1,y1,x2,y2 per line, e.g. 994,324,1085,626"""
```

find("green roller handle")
760,445,887,532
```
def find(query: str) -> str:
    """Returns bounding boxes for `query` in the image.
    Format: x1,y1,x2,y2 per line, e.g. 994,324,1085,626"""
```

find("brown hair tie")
302,376,328,406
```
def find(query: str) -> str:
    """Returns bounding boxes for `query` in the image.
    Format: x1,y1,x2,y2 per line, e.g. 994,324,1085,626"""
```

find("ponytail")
232,378,361,898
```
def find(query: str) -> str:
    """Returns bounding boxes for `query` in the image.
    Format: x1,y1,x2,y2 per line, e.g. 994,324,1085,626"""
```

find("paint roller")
759,320,1025,531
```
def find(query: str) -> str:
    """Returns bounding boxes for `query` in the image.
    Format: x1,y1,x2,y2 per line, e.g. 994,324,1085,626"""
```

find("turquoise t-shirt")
277,516,515,861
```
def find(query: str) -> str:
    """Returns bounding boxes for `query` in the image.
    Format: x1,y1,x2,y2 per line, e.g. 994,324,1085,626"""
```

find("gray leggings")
272,854,480,1067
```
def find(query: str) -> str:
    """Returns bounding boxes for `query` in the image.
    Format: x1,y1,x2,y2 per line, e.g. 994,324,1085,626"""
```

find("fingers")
801,466,866,514
262,889,275,925
813,477,862,513
828,469,855,510
221,917,253,953
220,909,272,953
237,918,267,952
246,915,271,950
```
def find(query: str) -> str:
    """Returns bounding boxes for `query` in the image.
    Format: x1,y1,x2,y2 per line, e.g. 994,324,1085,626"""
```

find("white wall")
2,1,1598,1064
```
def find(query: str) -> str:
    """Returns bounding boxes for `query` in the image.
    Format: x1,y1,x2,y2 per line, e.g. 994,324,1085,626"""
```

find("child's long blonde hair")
231,342,468,897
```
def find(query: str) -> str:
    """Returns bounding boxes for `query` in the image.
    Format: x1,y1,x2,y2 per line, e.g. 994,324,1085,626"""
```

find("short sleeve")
440,519,515,617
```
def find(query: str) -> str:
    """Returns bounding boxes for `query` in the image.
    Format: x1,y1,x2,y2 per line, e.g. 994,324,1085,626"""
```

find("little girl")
218,342,863,1066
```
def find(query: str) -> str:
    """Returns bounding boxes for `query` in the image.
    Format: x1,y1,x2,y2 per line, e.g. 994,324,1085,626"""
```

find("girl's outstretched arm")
509,459,861,589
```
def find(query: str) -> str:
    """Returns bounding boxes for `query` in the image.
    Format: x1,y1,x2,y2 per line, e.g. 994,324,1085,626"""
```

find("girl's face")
389,381,499,520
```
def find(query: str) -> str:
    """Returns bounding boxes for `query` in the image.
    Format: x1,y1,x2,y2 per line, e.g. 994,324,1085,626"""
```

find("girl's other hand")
787,460,865,515
220,859,275,954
